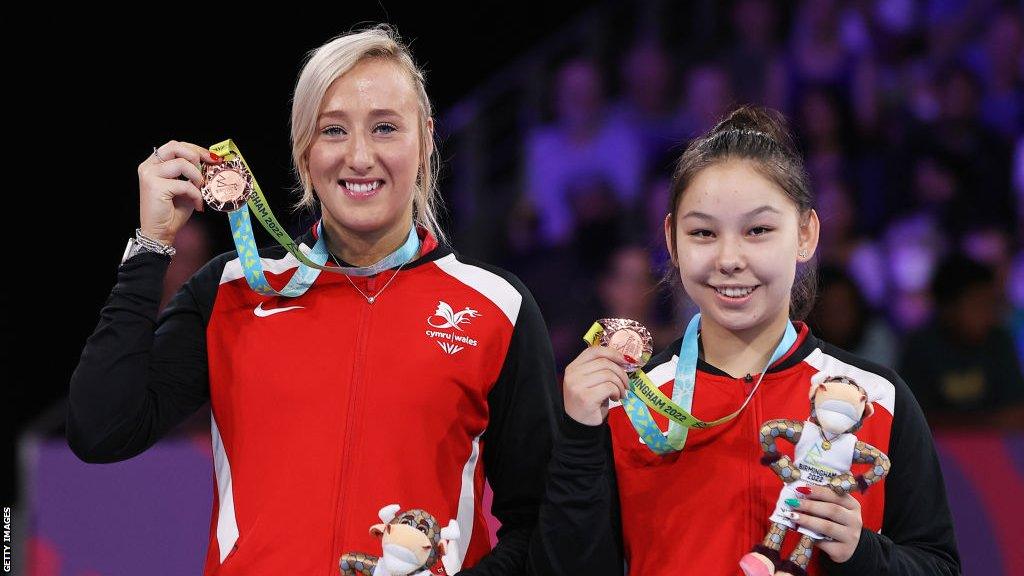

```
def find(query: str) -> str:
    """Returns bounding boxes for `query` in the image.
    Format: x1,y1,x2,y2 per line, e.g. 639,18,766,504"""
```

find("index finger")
581,344,630,366
158,141,221,167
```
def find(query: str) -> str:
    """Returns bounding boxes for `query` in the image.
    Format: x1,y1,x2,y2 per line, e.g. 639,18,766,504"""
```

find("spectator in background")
882,151,966,330
525,57,643,245
1010,253,1024,364
971,7,1022,140
640,172,673,270
596,245,676,353
674,63,734,138
785,0,866,101
796,86,854,185
511,176,630,369
609,41,679,170
808,265,898,368
723,0,787,110
899,255,1024,427
918,64,1015,232
1016,135,1023,244
815,178,888,307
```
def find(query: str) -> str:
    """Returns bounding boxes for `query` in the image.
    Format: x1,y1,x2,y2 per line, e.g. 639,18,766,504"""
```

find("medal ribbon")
584,314,797,454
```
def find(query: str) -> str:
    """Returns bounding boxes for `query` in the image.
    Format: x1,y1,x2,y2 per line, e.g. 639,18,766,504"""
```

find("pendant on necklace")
368,296,375,304
822,440,831,450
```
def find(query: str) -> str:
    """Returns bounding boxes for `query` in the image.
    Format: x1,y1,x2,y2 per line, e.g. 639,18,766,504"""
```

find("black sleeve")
824,373,961,575
528,414,623,576
456,276,560,576
66,251,222,463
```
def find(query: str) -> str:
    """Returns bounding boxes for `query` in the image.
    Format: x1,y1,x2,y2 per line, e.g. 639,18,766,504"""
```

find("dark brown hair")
667,105,817,319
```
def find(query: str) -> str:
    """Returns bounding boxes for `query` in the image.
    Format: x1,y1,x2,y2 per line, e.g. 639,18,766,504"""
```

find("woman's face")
306,58,431,244
665,159,818,337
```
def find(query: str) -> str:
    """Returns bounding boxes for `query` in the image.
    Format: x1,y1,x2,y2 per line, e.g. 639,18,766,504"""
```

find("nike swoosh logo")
253,302,305,317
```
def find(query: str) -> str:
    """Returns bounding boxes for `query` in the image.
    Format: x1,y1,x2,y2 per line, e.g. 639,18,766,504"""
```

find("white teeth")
343,180,381,193
715,286,755,298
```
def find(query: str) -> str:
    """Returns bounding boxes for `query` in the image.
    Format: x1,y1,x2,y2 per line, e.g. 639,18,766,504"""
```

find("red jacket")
532,323,960,575
68,225,558,576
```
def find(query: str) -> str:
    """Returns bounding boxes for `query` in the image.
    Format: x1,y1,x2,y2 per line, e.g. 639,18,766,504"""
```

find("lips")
339,179,384,199
712,285,758,299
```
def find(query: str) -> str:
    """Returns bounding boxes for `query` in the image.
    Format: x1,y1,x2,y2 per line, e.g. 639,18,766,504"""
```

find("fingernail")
624,355,637,364
796,486,812,496
210,152,221,161
785,498,801,507
784,511,800,521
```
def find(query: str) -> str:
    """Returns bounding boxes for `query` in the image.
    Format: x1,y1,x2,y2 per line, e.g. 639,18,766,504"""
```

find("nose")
348,131,374,173
716,236,745,274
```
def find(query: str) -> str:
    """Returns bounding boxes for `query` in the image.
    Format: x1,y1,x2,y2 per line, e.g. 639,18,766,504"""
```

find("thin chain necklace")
330,251,407,304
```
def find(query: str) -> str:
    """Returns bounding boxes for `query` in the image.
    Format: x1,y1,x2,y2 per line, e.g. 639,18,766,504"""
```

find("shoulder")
804,338,915,420
427,252,532,326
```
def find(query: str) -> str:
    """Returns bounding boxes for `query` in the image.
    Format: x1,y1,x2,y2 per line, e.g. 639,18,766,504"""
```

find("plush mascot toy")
339,504,460,576
739,374,891,576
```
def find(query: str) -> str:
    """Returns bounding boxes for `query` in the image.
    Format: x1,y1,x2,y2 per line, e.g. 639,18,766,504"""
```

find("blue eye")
374,123,398,134
321,125,345,136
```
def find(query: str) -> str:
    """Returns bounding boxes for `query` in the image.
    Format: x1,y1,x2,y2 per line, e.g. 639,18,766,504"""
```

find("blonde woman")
69,26,557,576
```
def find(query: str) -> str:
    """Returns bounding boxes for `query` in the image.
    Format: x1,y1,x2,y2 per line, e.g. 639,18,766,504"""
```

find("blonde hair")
290,25,445,243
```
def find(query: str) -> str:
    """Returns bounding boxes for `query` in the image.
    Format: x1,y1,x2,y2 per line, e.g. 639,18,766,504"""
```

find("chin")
707,311,764,333
324,205,396,233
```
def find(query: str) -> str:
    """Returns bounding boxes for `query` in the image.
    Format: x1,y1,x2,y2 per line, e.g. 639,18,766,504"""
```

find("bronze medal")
202,158,253,212
596,318,654,372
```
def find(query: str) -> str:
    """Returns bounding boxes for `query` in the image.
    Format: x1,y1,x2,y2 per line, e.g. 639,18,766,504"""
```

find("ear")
797,209,820,263
425,117,435,159
862,401,875,419
369,523,386,538
664,213,678,267
378,504,400,523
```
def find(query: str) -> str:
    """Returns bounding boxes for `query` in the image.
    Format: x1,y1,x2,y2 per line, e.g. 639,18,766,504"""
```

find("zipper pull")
744,373,753,383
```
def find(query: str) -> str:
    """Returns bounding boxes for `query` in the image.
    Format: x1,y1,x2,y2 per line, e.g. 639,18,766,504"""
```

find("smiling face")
306,58,432,246
665,159,818,338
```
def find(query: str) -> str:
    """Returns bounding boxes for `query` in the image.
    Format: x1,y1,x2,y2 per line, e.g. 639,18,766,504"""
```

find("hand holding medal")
564,319,653,426
138,140,224,247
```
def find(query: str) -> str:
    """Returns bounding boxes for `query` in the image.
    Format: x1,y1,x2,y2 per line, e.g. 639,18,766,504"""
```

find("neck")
322,218,413,267
700,309,792,379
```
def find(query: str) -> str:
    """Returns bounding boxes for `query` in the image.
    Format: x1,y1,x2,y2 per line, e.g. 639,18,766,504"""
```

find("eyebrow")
318,108,404,121
681,205,782,220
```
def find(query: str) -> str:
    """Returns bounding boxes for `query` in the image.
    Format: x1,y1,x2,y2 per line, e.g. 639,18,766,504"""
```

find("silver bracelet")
134,228,177,257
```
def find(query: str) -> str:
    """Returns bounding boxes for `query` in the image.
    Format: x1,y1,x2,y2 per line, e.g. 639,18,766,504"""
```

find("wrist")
121,228,176,265
139,226,174,246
